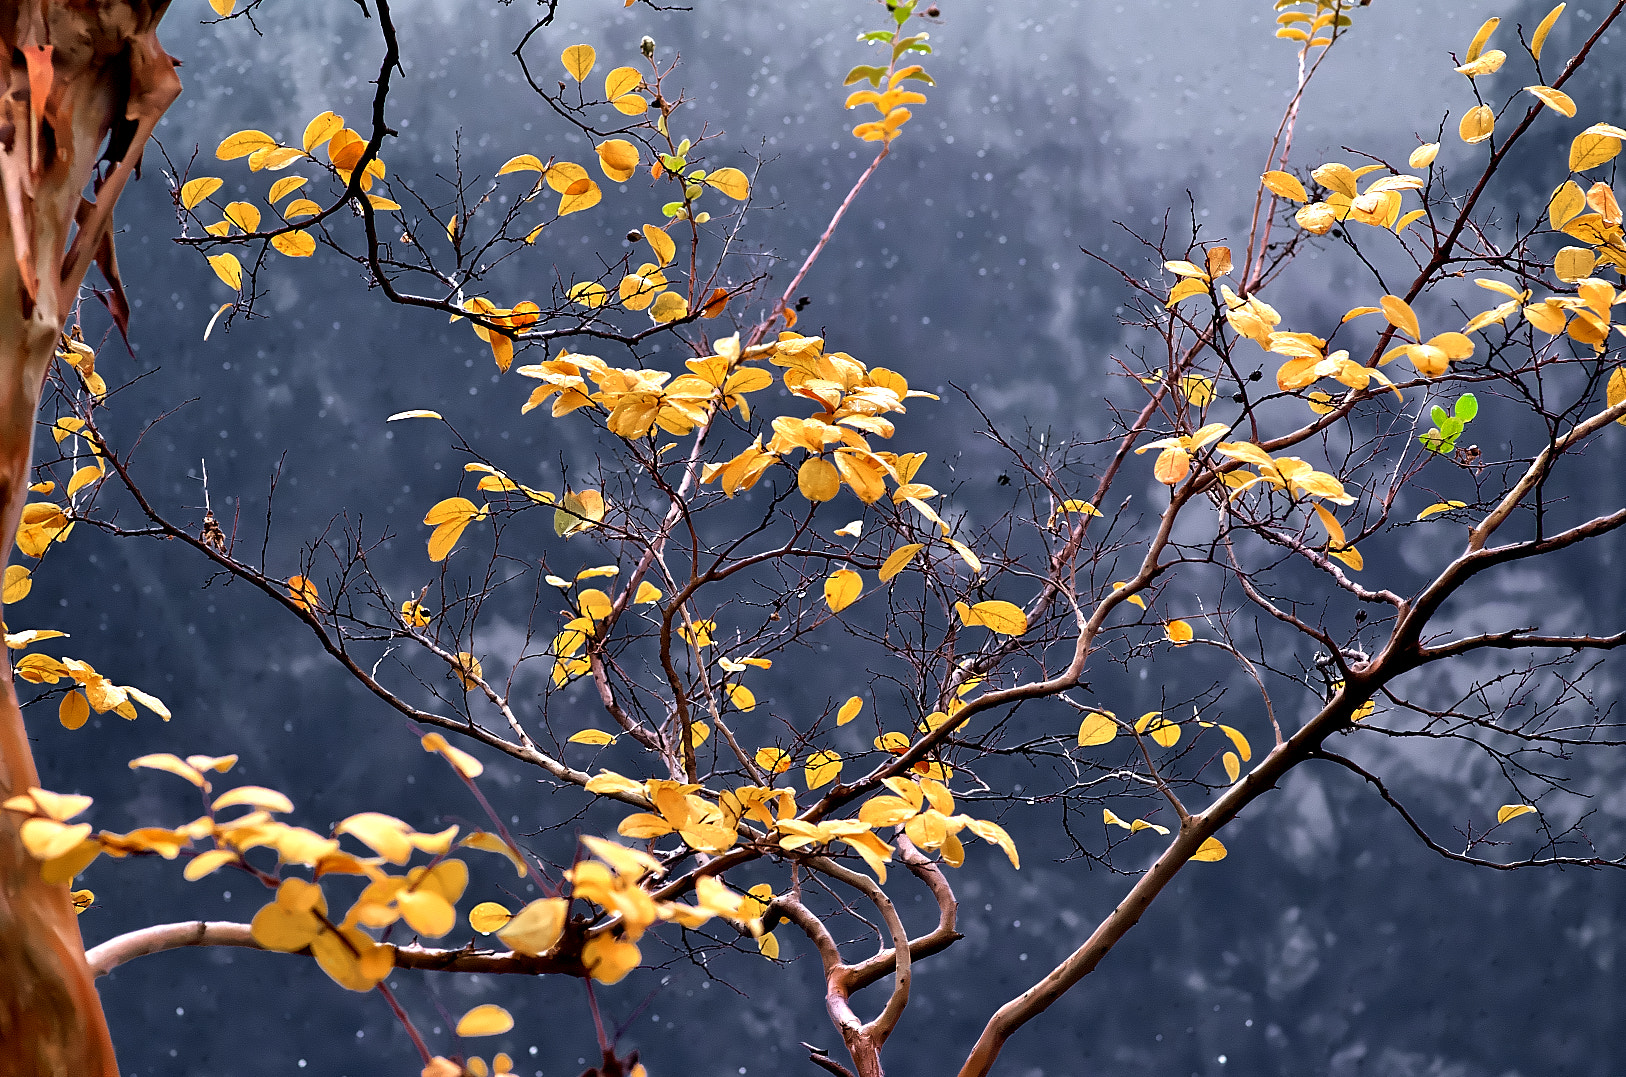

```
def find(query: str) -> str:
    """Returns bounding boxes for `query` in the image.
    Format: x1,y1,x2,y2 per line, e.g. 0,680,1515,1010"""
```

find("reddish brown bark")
0,3,177,1074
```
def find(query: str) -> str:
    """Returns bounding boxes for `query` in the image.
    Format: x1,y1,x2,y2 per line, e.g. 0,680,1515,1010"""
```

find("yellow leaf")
755,747,792,774
1223,751,1241,782
1164,619,1194,644
452,652,484,691
958,599,1028,636
642,224,676,267
1191,836,1227,862
1379,294,1421,342
705,167,751,200
804,750,842,790
878,543,924,581
2,564,29,604
1416,500,1468,520
1459,104,1494,145
497,154,546,176
569,728,615,746
592,139,638,185
604,66,642,101
301,111,344,153
1261,170,1308,203
457,1004,514,1038
798,456,840,502
1608,367,1626,425
223,201,261,233
181,177,223,210
1532,4,1565,62
824,568,862,613
66,464,102,497
650,290,688,323
272,230,316,258
1465,16,1499,62
58,691,88,730
1570,128,1623,172
212,785,294,814
837,696,863,725
283,198,322,220
727,684,757,712
1455,50,1506,77
498,897,568,956
634,580,662,605
1218,724,1252,762
469,901,513,934
1555,245,1596,282
209,0,235,13
561,44,596,82
1408,143,1440,169
611,93,649,116
216,129,278,161
387,410,443,422
267,176,307,204
1497,803,1538,823
286,575,319,612
1525,85,1576,118
1076,711,1117,747
559,179,603,216
208,253,243,291
1135,711,1181,748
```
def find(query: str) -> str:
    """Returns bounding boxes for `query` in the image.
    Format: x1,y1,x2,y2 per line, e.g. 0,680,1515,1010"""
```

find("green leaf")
1431,405,1449,428
1455,393,1479,422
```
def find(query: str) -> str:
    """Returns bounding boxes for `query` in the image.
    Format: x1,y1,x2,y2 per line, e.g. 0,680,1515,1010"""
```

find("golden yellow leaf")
209,0,235,13
595,138,640,182
1164,619,1194,644
453,652,484,691
1219,724,1252,762
559,178,603,216
457,1004,514,1038
1135,711,1181,748
805,750,842,790
1497,803,1538,823
727,684,757,712
499,897,568,955
1379,294,1421,342
1417,500,1468,520
611,93,648,116
223,201,261,233
283,198,321,220
755,747,792,774
216,129,277,161
421,732,483,778
798,456,840,502
181,177,223,210
1570,127,1623,172
878,543,924,581
569,728,616,746
207,253,243,291
837,696,864,726
1525,85,1577,117
1191,836,1228,862
650,290,688,323
1555,245,1596,282
497,154,545,176
824,568,862,613
1223,751,1241,783
582,934,641,984
1261,170,1307,203
604,66,642,101
302,111,343,152
705,167,751,200
212,785,294,814
469,901,513,934
643,224,676,267
267,176,307,204
286,575,319,612
1532,4,1566,63
1465,16,1499,62
2,564,29,604
272,230,316,258
957,599,1028,636
1459,104,1494,145
1077,711,1117,747
561,44,596,82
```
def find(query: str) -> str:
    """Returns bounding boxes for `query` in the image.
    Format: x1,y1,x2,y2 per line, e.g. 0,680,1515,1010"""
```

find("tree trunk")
0,3,177,1074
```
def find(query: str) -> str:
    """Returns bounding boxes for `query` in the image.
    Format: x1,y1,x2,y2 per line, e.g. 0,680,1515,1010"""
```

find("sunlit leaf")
1407,143,1440,169
804,750,842,790
216,129,277,161
1458,104,1494,145
1191,836,1228,862
1164,619,1194,644
1497,803,1538,823
755,747,792,774
181,177,223,210
271,230,316,257
1525,85,1576,117
569,728,617,746
1077,711,1117,747
286,575,320,612
1261,170,1307,203
469,901,513,934
878,543,924,581
837,696,864,726
824,568,862,613
1532,4,1565,62
207,253,244,291
561,44,596,82
457,1004,514,1038
1222,751,1241,782
956,599,1028,636
705,167,751,200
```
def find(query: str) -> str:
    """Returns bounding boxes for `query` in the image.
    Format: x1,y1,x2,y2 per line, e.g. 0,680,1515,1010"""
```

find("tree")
5,0,1626,1074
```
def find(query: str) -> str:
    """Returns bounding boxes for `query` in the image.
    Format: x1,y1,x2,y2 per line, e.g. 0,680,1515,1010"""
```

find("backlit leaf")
569,728,616,746
879,543,924,581
181,177,222,210
1608,367,1626,424
1191,836,1228,862
1497,803,1538,823
643,224,676,266
824,568,862,613
561,44,596,82
1532,4,1565,62
1379,295,1421,342
1077,711,1117,747
1223,751,1241,782
497,154,545,175
1164,619,1194,644
705,167,751,200
1570,128,1622,172
271,230,316,257
1408,143,1440,169
1416,500,1468,520
457,1004,514,1038
1465,16,1499,62
216,129,277,161
957,599,1028,636
805,750,842,790
469,901,513,934
302,111,344,152
208,253,244,291
604,66,642,101
1261,170,1307,203
286,575,319,612
755,747,792,774
838,696,863,725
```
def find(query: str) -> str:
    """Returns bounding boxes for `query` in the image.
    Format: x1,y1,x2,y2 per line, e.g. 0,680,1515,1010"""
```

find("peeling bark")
0,3,177,1074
